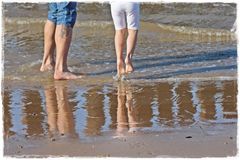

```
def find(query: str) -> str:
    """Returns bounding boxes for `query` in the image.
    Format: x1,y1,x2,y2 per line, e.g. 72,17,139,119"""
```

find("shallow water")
2,3,238,142
3,3,237,84
3,18,237,84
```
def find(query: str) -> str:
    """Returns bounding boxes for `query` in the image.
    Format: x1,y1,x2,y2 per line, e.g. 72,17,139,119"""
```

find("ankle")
125,57,132,64
117,60,124,66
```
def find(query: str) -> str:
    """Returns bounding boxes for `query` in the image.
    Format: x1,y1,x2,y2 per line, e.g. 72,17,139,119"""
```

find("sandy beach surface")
4,123,237,158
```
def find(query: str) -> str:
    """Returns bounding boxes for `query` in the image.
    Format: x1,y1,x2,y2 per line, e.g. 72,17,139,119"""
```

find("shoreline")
3,71,237,89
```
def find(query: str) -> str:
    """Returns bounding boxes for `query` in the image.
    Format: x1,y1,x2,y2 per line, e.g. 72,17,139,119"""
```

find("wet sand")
3,79,238,158
4,123,237,158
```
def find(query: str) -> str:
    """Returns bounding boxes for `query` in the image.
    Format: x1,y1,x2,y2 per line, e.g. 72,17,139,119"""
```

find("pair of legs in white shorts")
110,2,140,30
110,2,140,80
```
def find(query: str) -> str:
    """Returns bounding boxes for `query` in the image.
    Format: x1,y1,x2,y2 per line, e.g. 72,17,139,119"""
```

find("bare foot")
117,60,125,76
125,58,134,73
63,65,71,72
40,63,54,72
54,71,83,80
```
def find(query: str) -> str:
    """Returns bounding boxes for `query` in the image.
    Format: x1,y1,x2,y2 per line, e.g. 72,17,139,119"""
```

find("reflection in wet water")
116,83,151,133
22,90,45,137
3,90,14,138
85,86,105,136
44,84,78,138
3,80,237,139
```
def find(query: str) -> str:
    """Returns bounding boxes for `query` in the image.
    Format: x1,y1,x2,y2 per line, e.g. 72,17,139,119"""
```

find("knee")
116,29,127,36
128,29,138,36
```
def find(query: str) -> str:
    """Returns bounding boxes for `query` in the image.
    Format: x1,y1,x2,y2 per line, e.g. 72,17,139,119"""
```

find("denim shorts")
48,2,77,28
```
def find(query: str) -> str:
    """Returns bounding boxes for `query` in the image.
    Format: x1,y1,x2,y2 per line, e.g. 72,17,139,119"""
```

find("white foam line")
131,76,237,82
157,23,235,36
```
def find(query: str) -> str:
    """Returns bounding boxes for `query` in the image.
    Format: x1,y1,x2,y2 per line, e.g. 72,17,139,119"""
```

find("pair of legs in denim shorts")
40,2,82,80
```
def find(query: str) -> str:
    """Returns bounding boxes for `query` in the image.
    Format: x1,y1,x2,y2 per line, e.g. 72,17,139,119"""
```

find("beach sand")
4,123,237,158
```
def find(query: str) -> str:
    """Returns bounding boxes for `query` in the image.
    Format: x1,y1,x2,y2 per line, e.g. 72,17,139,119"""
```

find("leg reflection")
117,83,128,133
55,84,77,137
116,83,138,134
45,86,58,136
126,85,138,133
45,83,77,138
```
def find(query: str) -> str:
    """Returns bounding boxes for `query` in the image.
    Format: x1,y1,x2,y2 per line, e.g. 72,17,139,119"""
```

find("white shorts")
110,2,140,30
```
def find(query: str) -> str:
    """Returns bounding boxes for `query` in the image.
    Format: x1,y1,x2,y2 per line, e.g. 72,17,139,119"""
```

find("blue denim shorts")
48,2,77,28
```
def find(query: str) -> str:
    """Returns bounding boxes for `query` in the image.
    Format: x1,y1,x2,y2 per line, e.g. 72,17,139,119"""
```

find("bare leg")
125,29,138,73
54,25,81,80
40,20,56,72
115,29,127,76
